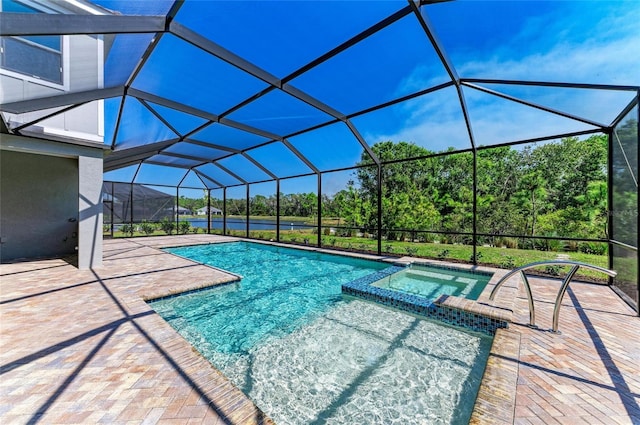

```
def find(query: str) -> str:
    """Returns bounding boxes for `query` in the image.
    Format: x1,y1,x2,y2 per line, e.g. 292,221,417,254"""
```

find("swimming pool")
151,242,492,424
372,264,493,301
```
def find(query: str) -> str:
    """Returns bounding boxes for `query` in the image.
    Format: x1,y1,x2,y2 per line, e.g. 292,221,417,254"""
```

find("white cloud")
365,2,639,149
459,35,640,85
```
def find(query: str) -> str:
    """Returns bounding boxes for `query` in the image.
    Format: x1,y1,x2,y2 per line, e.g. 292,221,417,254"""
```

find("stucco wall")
0,150,79,261
78,155,103,269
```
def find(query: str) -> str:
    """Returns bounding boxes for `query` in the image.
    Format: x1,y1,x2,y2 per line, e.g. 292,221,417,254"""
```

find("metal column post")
129,183,134,236
110,181,114,238
317,173,322,247
472,149,478,264
636,91,640,316
276,179,280,242
377,164,382,255
246,184,250,238
176,187,179,231
223,188,227,235
607,130,614,274
207,188,211,234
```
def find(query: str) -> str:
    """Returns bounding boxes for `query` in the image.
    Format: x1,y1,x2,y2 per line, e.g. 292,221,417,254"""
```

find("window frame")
0,0,69,89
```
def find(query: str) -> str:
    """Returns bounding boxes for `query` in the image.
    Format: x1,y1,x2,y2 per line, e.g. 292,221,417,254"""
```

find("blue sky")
101,0,640,197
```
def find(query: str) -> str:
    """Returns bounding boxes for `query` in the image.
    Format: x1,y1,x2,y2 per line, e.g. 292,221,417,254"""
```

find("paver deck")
1,235,639,424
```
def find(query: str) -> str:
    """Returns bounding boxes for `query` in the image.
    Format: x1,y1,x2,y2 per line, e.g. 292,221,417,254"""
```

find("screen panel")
351,85,472,155
291,14,451,115
249,181,277,241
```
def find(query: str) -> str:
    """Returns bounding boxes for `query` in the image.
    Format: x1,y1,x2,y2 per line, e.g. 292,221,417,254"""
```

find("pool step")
403,269,480,297
406,269,479,285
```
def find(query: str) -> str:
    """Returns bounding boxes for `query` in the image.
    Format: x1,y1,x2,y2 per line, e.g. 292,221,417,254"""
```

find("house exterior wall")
0,149,79,261
0,134,103,268
78,155,103,269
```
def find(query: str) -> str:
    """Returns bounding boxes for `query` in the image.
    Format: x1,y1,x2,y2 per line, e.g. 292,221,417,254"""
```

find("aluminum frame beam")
182,139,241,153
409,1,459,83
463,82,609,129
160,151,214,163
0,87,124,114
213,162,247,185
462,78,640,92
138,99,181,137
0,13,166,36
242,153,278,180
170,22,281,88
282,5,414,84
145,160,193,170
104,138,180,170
128,89,220,122
11,102,89,132
193,169,224,189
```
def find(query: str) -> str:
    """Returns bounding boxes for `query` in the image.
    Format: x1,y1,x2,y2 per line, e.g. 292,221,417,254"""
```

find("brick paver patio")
1,235,639,424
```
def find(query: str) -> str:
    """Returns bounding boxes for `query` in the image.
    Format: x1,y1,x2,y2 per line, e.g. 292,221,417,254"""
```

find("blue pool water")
372,264,493,301
151,242,492,425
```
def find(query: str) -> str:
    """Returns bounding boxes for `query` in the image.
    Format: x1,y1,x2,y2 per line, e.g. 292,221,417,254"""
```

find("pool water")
151,242,492,425
372,265,492,301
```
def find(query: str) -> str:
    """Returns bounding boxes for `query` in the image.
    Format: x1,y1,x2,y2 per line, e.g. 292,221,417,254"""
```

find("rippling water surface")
151,242,492,425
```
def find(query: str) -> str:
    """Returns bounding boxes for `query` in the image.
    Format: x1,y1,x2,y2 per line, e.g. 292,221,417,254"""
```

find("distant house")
196,206,222,215
174,206,192,216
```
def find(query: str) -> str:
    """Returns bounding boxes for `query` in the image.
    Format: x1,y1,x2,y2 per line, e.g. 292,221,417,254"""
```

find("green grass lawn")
240,229,611,281
106,225,616,282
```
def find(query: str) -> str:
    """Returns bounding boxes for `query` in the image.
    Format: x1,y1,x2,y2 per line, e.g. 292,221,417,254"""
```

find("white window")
0,0,63,85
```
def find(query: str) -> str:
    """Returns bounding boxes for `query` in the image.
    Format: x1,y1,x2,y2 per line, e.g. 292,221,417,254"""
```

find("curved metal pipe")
552,265,581,333
520,271,535,327
489,260,617,332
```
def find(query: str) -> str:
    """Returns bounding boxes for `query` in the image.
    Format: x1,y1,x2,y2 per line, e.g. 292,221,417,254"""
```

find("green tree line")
354,135,608,242
183,135,612,246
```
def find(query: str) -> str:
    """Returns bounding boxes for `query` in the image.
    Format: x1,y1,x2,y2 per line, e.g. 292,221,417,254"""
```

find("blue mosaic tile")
342,265,508,336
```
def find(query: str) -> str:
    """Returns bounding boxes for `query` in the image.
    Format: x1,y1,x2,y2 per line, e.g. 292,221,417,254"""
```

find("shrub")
405,246,418,257
140,220,156,236
497,237,519,249
501,255,516,269
178,221,191,234
329,238,336,247
545,265,561,276
423,233,437,243
578,242,607,256
323,227,331,236
384,244,394,254
437,249,449,259
191,227,200,234
120,223,134,236
563,240,579,252
470,252,483,263
534,238,562,252
340,229,353,237
160,218,175,235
